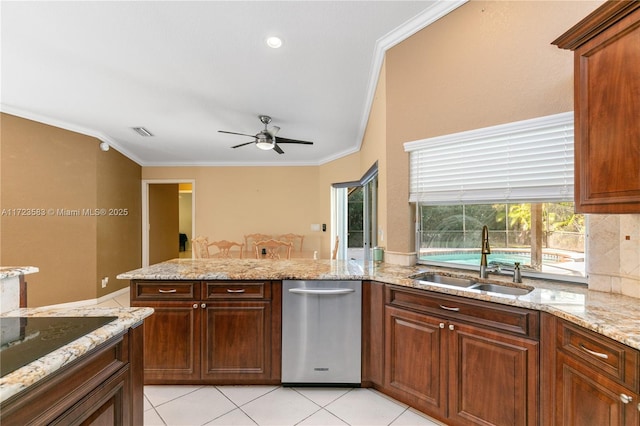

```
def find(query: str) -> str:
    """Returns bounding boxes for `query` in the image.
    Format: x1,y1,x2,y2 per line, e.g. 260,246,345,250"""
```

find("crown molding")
0,103,145,165
356,0,469,152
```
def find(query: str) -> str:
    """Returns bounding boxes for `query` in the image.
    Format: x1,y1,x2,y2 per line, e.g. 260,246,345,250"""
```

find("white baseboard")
41,287,130,310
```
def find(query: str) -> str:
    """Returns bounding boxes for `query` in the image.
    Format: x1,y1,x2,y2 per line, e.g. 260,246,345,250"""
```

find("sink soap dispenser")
513,262,522,283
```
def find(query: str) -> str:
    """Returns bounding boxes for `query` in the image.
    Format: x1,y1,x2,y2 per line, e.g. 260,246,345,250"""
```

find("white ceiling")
1,1,463,166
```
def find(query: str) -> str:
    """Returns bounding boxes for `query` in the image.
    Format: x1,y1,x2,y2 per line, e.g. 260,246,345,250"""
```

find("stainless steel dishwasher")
282,280,362,385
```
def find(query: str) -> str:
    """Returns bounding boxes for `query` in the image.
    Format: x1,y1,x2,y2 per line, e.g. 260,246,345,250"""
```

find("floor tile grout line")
144,385,206,409
290,386,350,408
149,404,168,426
294,407,344,426
210,385,262,426
290,386,360,425
387,406,410,426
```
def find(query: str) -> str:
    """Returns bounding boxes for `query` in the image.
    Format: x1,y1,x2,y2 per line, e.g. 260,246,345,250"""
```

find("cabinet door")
202,301,273,382
448,322,539,426
562,3,640,213
51,366,130,426
557,352,639,426
384,306,446,418
139,303,201,383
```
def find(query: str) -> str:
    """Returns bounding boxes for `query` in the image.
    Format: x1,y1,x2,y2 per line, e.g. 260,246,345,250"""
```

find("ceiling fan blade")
268,126,281,137
274,136,314,145
273,144,285,154
231,141,255,149
219,130,257,139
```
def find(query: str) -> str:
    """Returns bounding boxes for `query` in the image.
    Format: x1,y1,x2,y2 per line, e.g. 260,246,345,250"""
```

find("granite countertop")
0,306,154,403
0,266,39,280
119,258,640,351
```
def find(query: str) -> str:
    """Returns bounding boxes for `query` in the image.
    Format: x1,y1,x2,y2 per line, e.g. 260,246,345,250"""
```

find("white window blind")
404,112,574,205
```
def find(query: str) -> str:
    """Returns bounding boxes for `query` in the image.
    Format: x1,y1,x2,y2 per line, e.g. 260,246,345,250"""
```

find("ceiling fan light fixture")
256,141,275,150
266,36,283,49
255,133,275,150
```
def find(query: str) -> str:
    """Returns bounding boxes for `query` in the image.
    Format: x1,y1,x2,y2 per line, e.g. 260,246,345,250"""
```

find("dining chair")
209,240,244,259
192,236,212,259
244,233,272,253
254,239,293,260
278,233,305,252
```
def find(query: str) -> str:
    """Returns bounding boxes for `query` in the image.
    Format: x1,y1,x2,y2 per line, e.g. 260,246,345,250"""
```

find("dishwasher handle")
289,288,355,295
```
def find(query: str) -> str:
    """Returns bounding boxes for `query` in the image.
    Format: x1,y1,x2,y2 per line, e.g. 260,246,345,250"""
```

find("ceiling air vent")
131,127,153,137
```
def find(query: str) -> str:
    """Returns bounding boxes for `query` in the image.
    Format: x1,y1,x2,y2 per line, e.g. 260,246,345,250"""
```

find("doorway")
332,163,378,262
142,179,195,267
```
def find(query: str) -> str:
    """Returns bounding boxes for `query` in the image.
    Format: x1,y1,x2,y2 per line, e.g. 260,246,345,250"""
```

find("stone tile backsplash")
588,214,640,298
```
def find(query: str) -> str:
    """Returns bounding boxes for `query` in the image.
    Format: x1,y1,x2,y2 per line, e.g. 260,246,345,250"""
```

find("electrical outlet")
101,277,109,288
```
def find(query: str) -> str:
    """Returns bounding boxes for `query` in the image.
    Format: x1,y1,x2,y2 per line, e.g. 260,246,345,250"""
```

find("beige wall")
96,144,142,298
383,0,604,254
1,113,141,306
142,166,333,256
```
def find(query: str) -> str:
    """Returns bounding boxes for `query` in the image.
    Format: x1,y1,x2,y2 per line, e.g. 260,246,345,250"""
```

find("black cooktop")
0,316,117,377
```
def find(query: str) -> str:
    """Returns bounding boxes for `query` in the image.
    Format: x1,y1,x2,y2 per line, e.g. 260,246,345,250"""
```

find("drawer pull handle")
439,304,460,312
620,394,633,404
193,303,198,309
227,289,246,293
158,288,177,293
580,344,609,359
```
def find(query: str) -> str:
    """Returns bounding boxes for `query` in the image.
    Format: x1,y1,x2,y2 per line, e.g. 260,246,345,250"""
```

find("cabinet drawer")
386,285,539,339
204,281,270,300
132,281,199,301
557,320,639,391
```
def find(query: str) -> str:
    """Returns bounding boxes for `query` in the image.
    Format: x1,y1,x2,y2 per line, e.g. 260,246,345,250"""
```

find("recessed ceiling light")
266,36,283,49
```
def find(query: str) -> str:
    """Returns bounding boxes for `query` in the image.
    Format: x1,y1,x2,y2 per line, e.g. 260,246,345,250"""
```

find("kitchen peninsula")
0,301,153,424
118,258,640,350
120,258,640,425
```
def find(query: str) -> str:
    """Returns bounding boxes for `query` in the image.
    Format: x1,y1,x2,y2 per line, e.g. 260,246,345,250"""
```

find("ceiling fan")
218,115,314,154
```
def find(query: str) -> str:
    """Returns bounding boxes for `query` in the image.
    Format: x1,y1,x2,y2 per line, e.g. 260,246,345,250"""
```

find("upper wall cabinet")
553,1,640,214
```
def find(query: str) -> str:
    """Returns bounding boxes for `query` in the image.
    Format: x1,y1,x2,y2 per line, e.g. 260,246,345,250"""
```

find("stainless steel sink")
468,283,532,296
411,272,532,297
413,273,476,288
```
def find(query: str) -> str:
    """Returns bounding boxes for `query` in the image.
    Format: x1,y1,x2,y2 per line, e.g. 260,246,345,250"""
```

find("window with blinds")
404,112,574,205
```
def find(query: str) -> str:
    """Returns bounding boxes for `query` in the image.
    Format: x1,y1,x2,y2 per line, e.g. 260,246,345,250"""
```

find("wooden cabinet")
201,281,281,383
362,281,385,387
385,305,446,418
550,316,640,425
553,1,640,213
141,303,202,382
383,285,539,426
130,280,281,385
0,323,144,425
447,321,539,426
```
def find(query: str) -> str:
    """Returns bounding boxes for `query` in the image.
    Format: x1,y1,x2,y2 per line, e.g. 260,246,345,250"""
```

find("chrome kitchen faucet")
480,225,491,278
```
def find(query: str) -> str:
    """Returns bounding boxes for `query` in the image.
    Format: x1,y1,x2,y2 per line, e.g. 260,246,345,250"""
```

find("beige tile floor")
98,292,445,426
142,385,445,426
